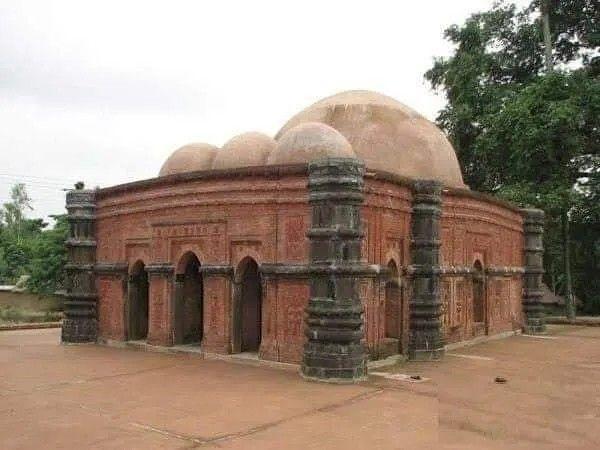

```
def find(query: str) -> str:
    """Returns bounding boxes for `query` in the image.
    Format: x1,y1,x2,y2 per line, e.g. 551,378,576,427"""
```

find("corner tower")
302,158,369,382
62,188,98,343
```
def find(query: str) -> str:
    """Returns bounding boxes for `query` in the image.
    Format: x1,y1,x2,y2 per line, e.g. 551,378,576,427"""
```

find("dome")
212,132,276,170
267,122,355,165
158,143,218,176
275,90,466,188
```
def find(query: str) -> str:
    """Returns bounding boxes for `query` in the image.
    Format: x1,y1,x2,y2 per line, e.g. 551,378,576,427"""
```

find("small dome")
158,143,218,176
268,122,355,165
276,90,466,188
212,132,276,170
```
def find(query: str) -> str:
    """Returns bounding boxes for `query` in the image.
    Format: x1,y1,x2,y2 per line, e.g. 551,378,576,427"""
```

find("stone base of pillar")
61,317,97,343
301,341,367,383
524,319,546,334
408,329,444,360
408,347,445,361
523,297,547,334
523,289,547,334
301,295,367,383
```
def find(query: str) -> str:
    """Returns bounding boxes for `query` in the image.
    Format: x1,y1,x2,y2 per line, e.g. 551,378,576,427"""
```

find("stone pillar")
521,208,546,334
62,189,98,343
301,158,368,383
408,180,444,360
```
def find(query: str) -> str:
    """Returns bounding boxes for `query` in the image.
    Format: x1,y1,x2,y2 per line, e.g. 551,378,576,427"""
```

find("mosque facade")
62,91,546,382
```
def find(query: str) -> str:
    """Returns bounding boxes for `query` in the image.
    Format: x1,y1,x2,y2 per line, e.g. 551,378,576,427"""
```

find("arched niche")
128,260,149,341
232,257,262,353
174,251,203,345
472,260,485,324
384,259,402,341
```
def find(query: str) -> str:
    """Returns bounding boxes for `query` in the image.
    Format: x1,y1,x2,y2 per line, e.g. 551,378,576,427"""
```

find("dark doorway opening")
473,260,485,324
385,260,401,340
174,252,203,345
128,261,149,341
238,258,262,353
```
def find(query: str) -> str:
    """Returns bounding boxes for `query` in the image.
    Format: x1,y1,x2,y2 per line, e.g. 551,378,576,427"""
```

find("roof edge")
95,163,522,214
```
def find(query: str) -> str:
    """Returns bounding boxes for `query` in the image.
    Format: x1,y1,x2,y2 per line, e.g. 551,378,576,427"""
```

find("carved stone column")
521,208,546,334
62,189,98,343
408,180,444,360
301,158,368,383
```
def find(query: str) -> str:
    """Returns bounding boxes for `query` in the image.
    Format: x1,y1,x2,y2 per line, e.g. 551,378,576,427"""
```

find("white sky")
0,0,529,222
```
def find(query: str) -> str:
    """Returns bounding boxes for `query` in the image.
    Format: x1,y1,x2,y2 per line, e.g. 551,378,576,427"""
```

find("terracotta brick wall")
95,173,312,361
94,170,524,362
440,192,524,343
362,179,412,357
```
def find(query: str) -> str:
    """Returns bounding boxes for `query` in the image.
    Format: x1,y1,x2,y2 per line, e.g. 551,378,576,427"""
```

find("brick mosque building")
63,90,546,382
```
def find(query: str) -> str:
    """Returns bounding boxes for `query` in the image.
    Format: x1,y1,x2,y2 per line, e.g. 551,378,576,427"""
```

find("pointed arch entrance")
384,260,402,341
128,260,149,341
174,252,203,345
473,260,485,324
232,257,262,353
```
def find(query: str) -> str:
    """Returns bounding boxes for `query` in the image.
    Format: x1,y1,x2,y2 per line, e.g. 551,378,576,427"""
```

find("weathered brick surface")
440,192,525,343
92,166,527,363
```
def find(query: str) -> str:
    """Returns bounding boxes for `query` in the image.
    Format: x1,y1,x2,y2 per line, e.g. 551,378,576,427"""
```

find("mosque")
62,91,545,382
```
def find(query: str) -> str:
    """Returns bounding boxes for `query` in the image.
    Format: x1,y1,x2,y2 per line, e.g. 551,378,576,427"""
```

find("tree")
2,183,33,244
0,183,67,292
26,214,68,295
477,71,599,318
426,0,600,315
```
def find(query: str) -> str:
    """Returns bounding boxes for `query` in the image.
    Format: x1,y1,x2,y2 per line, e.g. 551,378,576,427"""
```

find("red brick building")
63,91,545,381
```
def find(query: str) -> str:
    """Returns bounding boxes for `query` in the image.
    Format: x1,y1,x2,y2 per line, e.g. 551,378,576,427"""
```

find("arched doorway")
234,257,262,353
473,260,485,324
385,260,401,340
128,261,149,341
174,252,203,345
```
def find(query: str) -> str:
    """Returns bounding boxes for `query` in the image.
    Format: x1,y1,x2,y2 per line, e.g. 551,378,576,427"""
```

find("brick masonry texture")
71,163,535,364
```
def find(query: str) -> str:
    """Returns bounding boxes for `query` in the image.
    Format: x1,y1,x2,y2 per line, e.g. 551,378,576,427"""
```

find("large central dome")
276,90,465,188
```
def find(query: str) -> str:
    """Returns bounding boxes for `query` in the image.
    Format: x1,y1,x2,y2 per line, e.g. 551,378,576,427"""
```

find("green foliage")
478,71,599,206
0,184,68,295
535,0,600,65
570,169,600,313
426,0,600,313
26,215,68,295
0,305,61,324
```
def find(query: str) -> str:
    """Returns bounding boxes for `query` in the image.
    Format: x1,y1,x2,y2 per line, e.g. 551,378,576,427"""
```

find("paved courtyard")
1,326,599,449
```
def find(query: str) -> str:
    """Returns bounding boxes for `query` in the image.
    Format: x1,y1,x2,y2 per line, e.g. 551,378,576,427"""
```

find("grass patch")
0,305,62,324
0,292,63,324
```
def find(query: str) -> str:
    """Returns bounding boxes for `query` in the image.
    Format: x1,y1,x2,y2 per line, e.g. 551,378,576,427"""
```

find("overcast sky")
0,0,529,222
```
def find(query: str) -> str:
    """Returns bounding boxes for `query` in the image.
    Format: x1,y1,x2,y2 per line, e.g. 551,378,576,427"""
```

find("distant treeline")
0,183,67,294
425,0,599,314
